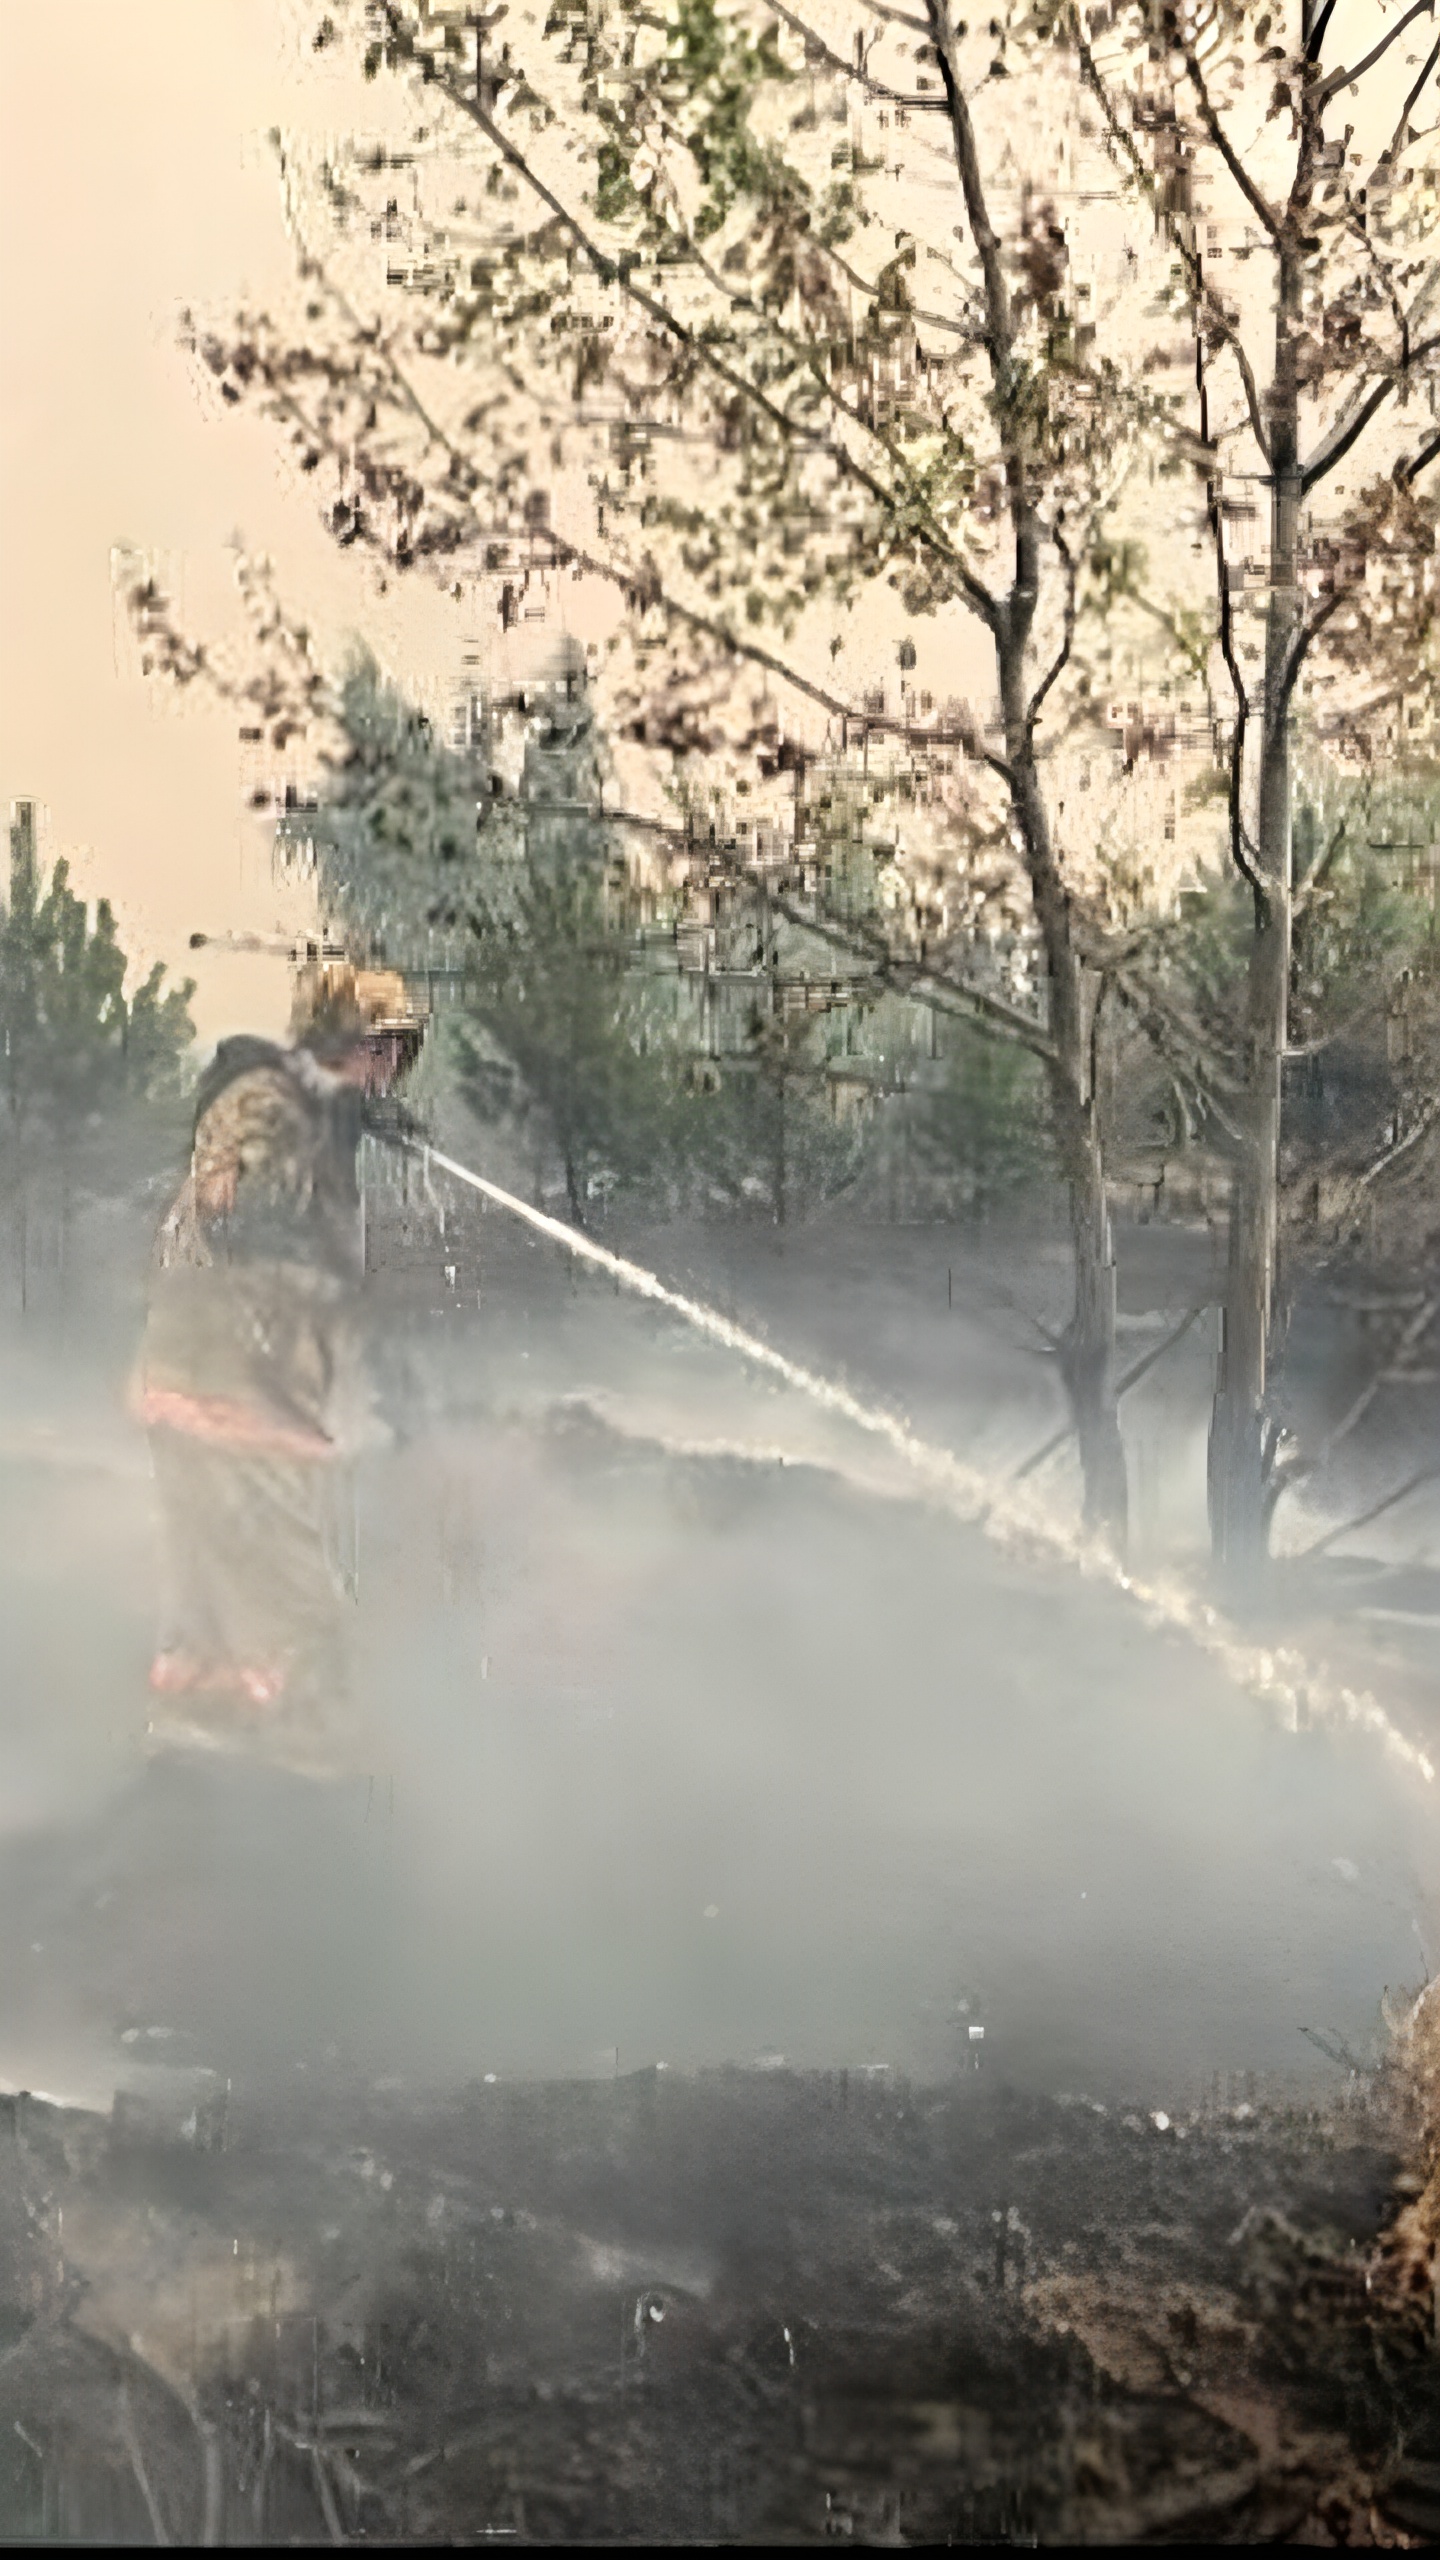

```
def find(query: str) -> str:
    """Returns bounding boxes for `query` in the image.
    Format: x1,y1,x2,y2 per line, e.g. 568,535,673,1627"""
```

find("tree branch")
179,277,1011,778
465,800,1053,1066
1399,423,1440,482
669,240,1002,628
1279,579,1348,714
271,129,460,465
926,0,1012,365
1200,278,1273,473
765,0,948,107
1301,330,1440,492
696,838,1058,1058
1024,521,1076,739
866,956,1055,1060
1284,996,1390,1059
960,1274,1062,1356
1292,1460,1440,1559
1075,38,1272,467
1010,1303,1207,1483
132,416,1011,795
611,566,1013,768
857,0,931,27
820,235,981,339
1115,581,1217,724
1327,1091,1440,1237
1179,37,1283,244
1302,375,1401,494
373,3,1001,626
1205,472,1264,910
1368,26,1440,191
1314,1296,1440,1463
1109,963,1245,1136
1304,0,1342,63
1317,0,1438,107
1292,810,1351,918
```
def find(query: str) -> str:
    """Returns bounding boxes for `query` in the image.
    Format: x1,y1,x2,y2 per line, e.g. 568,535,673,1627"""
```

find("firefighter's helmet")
291,960,427,1069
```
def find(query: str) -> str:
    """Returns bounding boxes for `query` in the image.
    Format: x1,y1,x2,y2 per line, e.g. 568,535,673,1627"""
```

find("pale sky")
1,0,1412,1045
0,0,455,1045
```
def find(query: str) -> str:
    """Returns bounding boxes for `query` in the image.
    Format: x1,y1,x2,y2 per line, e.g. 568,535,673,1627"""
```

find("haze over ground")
0,1185,1434,2118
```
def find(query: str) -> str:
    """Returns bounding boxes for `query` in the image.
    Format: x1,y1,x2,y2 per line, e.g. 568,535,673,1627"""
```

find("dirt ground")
0,2039,1437,2548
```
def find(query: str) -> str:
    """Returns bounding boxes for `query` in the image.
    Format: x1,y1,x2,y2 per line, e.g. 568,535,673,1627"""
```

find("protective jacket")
131,1039,381,1458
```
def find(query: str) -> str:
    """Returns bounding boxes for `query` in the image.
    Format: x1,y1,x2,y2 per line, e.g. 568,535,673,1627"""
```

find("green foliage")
0,804,195,1298
275,0,1164,658
1290,781,1440,1043
454,853,688,1225
681,1000,868,1226
287,656,693,1221
277,652,493,964
663,0,792,240
1131,767,1440,1191
280,651,1062,1231
1169,774,1440,1076
557,0,793,241
284,655,892,1224
904,1018,1053,1217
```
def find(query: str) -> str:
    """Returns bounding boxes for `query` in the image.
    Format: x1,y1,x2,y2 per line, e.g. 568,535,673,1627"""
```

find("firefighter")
130,962,426,1766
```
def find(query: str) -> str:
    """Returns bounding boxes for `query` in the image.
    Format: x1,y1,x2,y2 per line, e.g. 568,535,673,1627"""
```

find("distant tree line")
0,803,195,1314
269,651,1054,1234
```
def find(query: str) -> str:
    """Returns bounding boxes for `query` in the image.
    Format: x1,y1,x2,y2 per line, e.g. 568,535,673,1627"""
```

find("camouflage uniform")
132,1024,392,1740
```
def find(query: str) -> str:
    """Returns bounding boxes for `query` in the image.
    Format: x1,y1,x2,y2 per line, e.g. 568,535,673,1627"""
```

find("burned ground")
0,2058,1436,2545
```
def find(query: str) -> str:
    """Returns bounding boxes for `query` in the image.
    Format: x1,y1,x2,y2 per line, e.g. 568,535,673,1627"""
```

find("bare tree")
154,0,1237,1549
1075,0,1440,1586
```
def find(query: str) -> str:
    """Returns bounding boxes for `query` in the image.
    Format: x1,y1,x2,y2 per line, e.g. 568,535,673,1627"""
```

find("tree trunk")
1208,892,1288,1585
928,0,1129,1553
1008,710,1129,1556
1207,261,1301,1596
1051,1059,1129,1548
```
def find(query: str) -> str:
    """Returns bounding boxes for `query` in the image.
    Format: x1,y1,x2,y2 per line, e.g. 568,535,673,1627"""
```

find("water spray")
188,913,1433,1788
404,1141,993,1521
401,1137,1436,1790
